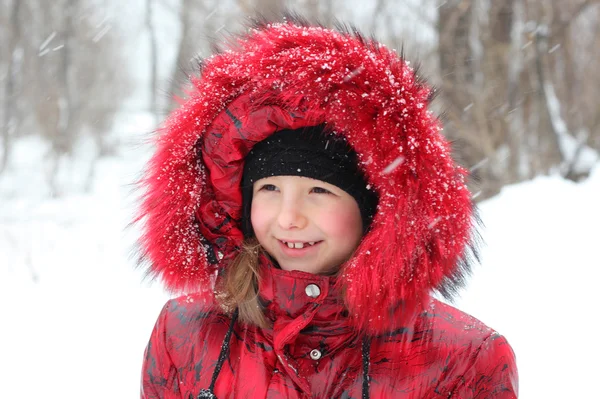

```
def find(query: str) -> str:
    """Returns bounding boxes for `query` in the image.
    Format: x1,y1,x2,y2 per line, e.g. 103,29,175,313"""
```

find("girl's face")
251,175,363,275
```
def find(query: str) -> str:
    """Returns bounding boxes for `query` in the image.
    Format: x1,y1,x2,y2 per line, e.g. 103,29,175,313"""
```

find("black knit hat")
241,125,378,237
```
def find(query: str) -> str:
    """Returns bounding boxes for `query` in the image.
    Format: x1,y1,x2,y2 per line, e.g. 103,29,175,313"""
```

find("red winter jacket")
142,262,517,398
137,18,518,398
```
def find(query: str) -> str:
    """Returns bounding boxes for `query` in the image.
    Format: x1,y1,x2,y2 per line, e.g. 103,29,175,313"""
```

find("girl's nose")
277,199,307,230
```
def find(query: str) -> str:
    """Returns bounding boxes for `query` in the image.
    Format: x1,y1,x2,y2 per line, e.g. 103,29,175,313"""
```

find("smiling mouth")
279,240,322,249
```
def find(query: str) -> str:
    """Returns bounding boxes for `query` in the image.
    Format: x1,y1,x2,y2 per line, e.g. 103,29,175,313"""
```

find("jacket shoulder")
159,294,228,335
155,294,233,366
419,299,514,359
425,298,496,340
141,294,230,398
424,299,519,396
375,298,509,358
369,298,518,396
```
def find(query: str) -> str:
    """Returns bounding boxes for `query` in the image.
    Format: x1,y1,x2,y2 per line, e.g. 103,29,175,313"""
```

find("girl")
137,17,518,398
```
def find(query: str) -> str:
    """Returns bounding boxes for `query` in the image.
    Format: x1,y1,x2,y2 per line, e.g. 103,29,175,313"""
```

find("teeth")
283,241,319,249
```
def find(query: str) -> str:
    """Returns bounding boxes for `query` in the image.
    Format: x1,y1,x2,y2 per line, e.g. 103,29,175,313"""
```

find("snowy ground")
0,115,598,398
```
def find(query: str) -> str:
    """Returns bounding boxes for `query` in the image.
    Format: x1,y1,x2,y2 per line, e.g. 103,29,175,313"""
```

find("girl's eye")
311,187,332,194
259,184,278,192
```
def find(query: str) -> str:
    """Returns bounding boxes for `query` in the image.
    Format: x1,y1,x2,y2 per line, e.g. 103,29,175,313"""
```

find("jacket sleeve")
141,300,181,399
453,332,519,398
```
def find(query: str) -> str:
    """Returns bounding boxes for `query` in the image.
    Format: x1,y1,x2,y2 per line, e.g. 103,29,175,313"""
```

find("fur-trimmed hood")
136,18,478,333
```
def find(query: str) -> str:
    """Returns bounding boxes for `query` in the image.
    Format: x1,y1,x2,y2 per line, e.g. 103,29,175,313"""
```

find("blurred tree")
0,0,131,194
436,0,599,199
146,0,159,125
438,0,512,198
0,0,22,174
167,0,222,114
238,0,287,18
533,0,600,180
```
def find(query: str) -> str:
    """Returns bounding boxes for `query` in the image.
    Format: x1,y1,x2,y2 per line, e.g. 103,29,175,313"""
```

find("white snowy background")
1,1,599,398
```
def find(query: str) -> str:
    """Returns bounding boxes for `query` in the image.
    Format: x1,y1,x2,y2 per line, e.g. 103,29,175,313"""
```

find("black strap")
197,309,239,399
210,308,239,390
362,336,371,399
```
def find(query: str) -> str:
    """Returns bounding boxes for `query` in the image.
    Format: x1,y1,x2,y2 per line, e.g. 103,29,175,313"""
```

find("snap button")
309,349,322,360
305,284,321,298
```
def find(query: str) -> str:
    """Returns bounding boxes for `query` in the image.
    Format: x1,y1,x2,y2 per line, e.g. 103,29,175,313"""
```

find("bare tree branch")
146,0,159,125
554,0,600,39
1,0,21,174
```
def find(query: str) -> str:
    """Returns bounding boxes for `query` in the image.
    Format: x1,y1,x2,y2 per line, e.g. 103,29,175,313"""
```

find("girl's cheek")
250,202,267,233
321,204,362,235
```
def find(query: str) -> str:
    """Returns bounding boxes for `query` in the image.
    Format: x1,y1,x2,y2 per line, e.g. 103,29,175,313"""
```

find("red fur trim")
136,21,474,333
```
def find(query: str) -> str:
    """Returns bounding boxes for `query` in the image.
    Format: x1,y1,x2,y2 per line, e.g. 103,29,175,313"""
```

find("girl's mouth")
281,240,319,249
278,240,322,256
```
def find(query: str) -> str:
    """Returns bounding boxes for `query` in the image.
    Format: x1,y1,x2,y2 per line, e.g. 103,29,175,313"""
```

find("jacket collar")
258,258,351,331
255,258,357,394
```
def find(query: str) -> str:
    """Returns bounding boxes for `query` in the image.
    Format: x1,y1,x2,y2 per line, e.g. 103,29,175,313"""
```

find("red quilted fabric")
141,261,518,398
